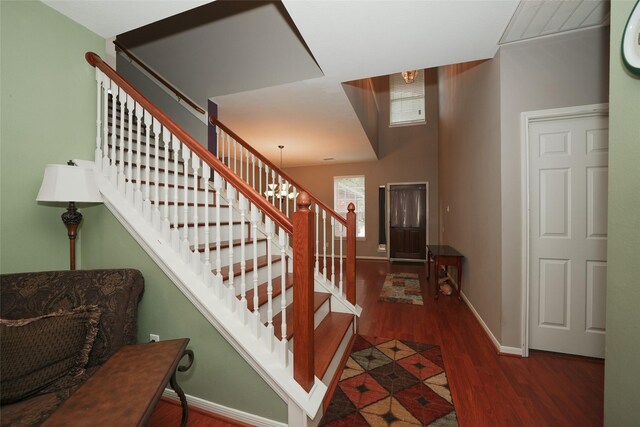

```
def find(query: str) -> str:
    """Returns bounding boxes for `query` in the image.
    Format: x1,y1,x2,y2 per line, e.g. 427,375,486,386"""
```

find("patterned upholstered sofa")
0,269,144,426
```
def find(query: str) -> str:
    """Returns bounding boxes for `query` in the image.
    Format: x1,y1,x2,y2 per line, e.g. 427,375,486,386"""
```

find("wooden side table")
43,339,194,427
427,245,464,301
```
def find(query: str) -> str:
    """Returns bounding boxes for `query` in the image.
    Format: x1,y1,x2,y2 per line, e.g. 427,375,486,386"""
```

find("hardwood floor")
150,259,604,426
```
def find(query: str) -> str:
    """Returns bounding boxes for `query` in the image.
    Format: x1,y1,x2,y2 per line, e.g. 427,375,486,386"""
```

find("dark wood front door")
389,184,426,260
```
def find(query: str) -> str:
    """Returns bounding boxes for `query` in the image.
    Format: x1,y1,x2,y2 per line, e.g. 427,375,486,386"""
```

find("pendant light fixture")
265,145,295,199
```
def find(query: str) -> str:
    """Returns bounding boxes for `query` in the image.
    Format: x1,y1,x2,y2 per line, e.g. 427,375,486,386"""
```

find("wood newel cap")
347,202,356,213
297,192,311,211
209,115,216,126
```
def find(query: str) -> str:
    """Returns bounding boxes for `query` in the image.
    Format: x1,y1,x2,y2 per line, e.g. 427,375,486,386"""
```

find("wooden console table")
427,245,464,301
43,339,194,427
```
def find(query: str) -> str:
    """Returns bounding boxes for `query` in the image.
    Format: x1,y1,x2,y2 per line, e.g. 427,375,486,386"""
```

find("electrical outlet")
149,334,160,342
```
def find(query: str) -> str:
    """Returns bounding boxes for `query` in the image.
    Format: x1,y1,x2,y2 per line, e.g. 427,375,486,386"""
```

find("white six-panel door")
528,113,608,358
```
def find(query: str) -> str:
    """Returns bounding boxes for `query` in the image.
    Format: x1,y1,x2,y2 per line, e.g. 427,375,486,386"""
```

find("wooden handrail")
210,116,347,227
113,41,206,115
86,52,292,234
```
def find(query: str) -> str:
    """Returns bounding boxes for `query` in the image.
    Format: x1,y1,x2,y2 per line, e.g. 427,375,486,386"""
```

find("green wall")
604,0,640,424
1,0,101,273
0,1,286,422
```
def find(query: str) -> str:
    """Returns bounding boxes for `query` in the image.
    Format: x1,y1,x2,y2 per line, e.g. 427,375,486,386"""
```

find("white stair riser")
146,186,214,204
223,259,282,290
286,297,333,351
208,241,268,267
183,222,250,243
162,205,241,223
256,286,293,323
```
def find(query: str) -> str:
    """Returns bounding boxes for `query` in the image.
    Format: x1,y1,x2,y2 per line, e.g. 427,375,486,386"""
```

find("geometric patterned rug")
378,273,424,305
320,335,458,426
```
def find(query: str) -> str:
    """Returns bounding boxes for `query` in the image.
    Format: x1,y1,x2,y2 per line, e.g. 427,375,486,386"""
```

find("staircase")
84,52,360,425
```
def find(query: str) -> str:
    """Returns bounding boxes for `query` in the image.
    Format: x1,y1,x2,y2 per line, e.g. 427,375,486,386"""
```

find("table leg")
170,349,194,427
456,259,462,301
434,258,440,300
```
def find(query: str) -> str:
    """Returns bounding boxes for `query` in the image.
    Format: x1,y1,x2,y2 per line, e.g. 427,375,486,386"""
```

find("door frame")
386,181,429,262
520,103,609,357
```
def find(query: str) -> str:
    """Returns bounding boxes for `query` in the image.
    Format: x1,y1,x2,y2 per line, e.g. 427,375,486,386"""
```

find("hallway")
151,259,604,426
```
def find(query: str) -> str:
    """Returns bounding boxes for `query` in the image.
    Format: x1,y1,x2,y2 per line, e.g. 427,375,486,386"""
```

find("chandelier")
265,145,295,199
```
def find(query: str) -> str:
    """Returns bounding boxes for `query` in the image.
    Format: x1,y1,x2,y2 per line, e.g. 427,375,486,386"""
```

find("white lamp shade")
36,164,103,203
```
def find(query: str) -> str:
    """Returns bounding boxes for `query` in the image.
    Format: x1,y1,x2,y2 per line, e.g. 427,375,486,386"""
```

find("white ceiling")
43,1,530,166
42,0,210,38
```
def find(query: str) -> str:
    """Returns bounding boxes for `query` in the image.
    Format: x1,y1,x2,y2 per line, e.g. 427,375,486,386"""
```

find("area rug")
321,335,458,426
378,273,424,305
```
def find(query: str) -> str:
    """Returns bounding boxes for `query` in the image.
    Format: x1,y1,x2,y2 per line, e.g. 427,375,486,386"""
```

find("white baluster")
218,128,224,164
258,160,263,197
293,187,298,213
279,232,287,343
123,96,133,196
250,204,261,338
202,164,213,286
277,174,283,212
190,156,201,274
151,120,162,230
246,149,250,187
133,104,143,211
181,145,190,261
339,223,344,296
271,169,277,207
102,78,111,174
265,217,274,352
161,128,171,241
94,69,102,169
238,194,248,324
331,216,336,288
143,111,152,222
171,137,180,251
214,172,223,295
227,186,236,309
315,205,319,276
323,209,327,281
233,136,237,174
251,154,256,191
110,88,120,184
264,165,270,201
239,145,243,181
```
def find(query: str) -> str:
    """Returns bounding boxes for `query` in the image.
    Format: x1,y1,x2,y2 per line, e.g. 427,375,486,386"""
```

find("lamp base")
61,201,82,270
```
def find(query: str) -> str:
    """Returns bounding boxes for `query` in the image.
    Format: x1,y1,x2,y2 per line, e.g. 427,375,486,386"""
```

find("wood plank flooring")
149,259,604,426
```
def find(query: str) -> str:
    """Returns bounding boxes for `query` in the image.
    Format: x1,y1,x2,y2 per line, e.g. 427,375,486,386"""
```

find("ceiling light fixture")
265,145,295,200
401,70,418,84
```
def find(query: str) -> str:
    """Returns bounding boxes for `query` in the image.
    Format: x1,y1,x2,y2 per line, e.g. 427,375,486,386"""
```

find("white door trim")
520,103,609,357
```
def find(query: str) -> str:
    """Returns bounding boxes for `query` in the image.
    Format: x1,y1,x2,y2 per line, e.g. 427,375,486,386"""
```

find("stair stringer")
89,162,328,420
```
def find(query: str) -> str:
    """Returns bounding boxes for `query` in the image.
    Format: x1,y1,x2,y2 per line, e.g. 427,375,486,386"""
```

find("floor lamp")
36,163,103,270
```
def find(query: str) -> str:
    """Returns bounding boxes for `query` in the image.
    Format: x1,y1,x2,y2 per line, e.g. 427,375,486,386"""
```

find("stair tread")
245,273,294,312
218,255,280,282
271,292,331,341
194,237,266,252
314,312,354,380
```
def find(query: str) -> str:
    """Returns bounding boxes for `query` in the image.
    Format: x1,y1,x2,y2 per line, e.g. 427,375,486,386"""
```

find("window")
334,176,365,238
389,70,425,126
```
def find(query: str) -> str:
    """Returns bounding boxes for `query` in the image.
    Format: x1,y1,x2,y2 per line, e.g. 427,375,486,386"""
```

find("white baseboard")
459,291,501,352
162,389,287,427
499,345,523,356
356,255,388,260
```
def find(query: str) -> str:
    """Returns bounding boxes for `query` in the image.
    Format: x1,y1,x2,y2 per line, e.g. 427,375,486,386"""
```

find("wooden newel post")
293,192,314,392
346,202,356,305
